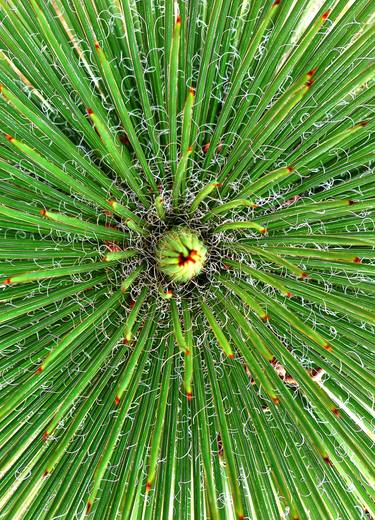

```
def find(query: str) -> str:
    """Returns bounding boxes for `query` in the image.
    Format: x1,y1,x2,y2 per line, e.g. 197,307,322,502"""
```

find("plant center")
156,227,207,283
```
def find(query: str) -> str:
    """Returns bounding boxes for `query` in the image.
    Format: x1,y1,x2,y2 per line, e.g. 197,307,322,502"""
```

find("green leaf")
0,1,373,517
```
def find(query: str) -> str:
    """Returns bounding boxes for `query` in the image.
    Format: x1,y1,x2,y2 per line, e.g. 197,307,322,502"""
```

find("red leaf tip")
42,431,49,442
300,272,309,279
115,396,120,406
39,209,46,216
272,0,281,5
43,470,49,478
35,366,43,374
189,86,195,95
272,396,280,405
332,408,340,417
321,10,330,20
3,278,11,285
323,455,333,466
146,482,152,493
176,15,181,24
228,353,235,360
307,67,318,77
87,108,94,115
5,134,14,142
94,41,100,49
186,392,193,401
262,314,270,322
353,256,362,264
287,165,294,172
86,502,92,514
323,343,333,352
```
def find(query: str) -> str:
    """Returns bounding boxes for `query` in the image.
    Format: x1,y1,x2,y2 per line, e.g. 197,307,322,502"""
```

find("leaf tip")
307,67,318,77
323,455,333,466
305,78,314,88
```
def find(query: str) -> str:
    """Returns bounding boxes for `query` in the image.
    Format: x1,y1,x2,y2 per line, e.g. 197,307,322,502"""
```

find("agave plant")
0,0,374,518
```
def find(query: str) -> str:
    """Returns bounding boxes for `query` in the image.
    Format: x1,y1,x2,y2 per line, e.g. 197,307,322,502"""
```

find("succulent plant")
0,0,374,518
